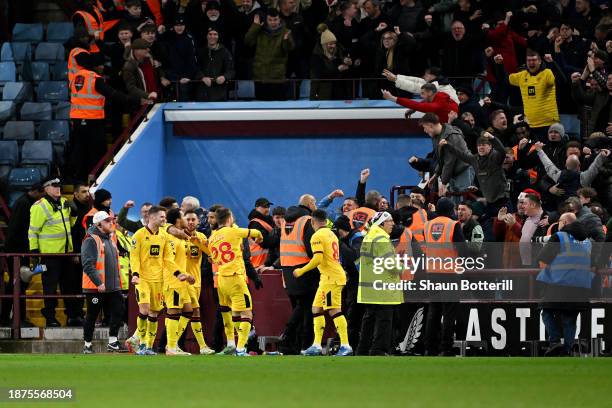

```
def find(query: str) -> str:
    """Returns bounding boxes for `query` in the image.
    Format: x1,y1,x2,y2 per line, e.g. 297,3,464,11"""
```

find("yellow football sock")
221,311,235,346
237,318,252,350
332,313,349,346
191,318,207,349
145,316,158,349
136,313,147,340
313,313,326,347
166,315,180,349
177,312,192,340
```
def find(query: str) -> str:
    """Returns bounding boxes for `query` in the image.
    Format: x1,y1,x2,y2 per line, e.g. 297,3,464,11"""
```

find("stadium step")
0,339,123,354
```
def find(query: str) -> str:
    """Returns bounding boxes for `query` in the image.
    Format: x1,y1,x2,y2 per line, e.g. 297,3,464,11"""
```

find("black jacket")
196,44,235,101
247,209,279,251
70,198,91,253
5,193,38,253
162,30,199,80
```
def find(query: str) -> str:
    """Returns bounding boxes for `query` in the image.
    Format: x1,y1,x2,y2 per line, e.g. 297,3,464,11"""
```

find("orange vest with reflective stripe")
280,215,311,266
68,47,90,85
424,216,458,273
249,218,273,268
70,69,105,120
73,10,104,52
349,207,376,232
82,233,121,289
396,227,414,281
409,208,427,242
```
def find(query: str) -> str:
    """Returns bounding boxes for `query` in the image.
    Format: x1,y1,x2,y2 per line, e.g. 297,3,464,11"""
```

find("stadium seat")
30,61,50,82
0,43,13,61
46,22,74,43
236,81,255,99
3,121,35,142
51,61,68,81
0,101,16,123
37,81,69,103
0,62,17,83
20,140,53,178
9,42,32,62
299,80,311,100
20,102,52,121
34,43,65,62
0,140,19,166
53,101,70,120
2,82,33,103
12,23,44,43
0,140,19,184
39,120,69,143
7,167,42,191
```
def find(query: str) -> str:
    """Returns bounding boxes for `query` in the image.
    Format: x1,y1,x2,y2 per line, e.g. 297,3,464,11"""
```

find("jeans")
448,167,475,205
542,309,579,352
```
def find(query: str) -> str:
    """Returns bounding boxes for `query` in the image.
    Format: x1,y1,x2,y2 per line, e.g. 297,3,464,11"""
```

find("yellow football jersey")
130,227,168,282
164,234,189,289
186,231,208,288
310,227,346,285
208,226,254,277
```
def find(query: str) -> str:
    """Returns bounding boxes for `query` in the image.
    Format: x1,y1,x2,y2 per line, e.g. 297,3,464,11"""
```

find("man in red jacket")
382,83,458,123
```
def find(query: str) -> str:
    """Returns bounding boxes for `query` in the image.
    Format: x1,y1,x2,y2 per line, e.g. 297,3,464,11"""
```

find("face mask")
208,15,219,21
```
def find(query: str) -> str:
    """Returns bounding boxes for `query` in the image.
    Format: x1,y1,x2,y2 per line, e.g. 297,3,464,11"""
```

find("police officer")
28,177,81,327
81,211,127,354
69,52,154,182
357,211,403,356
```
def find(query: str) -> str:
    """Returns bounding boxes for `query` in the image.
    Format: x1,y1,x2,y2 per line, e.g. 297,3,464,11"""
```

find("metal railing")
88,104,151,186
2,252,611,339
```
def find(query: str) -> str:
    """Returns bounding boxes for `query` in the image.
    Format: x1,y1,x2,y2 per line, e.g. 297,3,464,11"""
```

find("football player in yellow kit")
294,209,352,356
207,208,263,356
183,209,215,355
126,206,170,355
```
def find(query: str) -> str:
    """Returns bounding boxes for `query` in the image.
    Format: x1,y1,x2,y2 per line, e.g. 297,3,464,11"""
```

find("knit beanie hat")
548,123,566,139
436,198,455,218
94,189,112,208
317,24,337,45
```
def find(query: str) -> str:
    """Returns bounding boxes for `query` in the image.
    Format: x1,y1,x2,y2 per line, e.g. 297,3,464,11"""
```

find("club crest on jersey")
352,211,368,228
74,75,85,91
150,245,160,256
190,246,199,257
431,224,444,241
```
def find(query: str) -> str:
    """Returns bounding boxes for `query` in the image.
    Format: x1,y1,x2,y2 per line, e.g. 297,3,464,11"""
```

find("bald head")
559,212,577,229
299,194,317,211
566,155,580,171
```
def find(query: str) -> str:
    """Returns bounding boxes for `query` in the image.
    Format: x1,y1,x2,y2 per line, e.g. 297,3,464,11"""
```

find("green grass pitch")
1,355,611,407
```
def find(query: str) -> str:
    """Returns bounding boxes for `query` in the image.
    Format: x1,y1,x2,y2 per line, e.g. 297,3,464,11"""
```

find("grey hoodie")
81,225,121,293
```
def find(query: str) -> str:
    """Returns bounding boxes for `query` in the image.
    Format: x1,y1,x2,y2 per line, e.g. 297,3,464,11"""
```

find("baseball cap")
255,198,273,207
370,211,392,228
131,38,150,50
518,188,541,201
93,211,112,224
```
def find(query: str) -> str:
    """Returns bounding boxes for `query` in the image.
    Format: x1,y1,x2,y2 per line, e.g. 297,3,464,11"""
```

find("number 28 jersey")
207,226,253,277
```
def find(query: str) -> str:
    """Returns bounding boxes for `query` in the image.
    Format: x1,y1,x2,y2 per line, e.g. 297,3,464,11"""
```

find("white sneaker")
166,347,191,356
200,346,216,355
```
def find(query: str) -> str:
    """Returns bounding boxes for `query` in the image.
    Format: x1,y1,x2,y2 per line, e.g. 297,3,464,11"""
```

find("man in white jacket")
382,67,459,105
